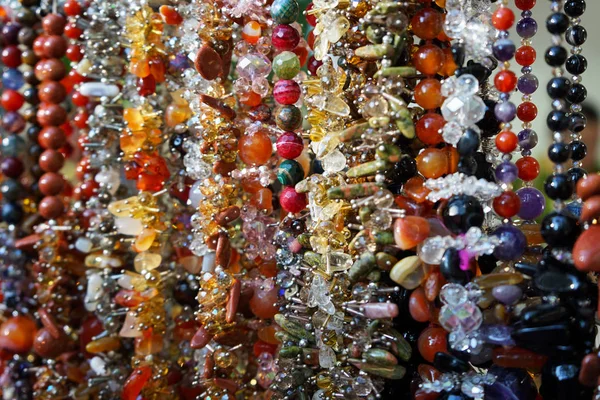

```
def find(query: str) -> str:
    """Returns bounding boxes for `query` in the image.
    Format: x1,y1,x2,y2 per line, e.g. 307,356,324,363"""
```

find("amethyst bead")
517,187,546,220
492,285,523,304
494,101,517,122
2,112,25,134
485,366,538,400
1,23,21,46
493,224,527,260
493,38,516,62
516,17,538,39
517,74,539,94
495,161,518,184
518,129,538,150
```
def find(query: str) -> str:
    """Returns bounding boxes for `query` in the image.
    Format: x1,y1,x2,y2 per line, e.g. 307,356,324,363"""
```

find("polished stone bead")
541,212,580,248
270,0,299,24
440,247,471,284
277,159,304,186
434,352,470,373
534,270,582,293
442,195,484,234
573,225,600,272
517,187,545,220
417,326,448,363
492,285,522,304
393,216,430,250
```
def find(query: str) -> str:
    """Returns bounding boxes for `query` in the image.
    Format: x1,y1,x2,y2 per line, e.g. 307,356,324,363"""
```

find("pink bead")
276,132,304,159
363,303,399,319
272,24,300,51
279,186,307,213
273,79,301,105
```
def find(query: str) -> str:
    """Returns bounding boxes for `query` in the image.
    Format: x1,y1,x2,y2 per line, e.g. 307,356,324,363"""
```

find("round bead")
546,110,569,131
564,0,586,17
276,132,304,159
275,105,302,131
567,83,587,104
270,0,299,25
492,7,515,30
416,113,445,146
493,191,521,219
2,112,25,133
1,157,24,178
566,25,587,46
495,162,518,184
272,24,300,51
565,54,587,75
238,129,272,166
494,101,516,123
541,212,580,248
544,45,568,67
34,58,67,81
411,8,443,39
39,149,65,172
442,194,484,234
307,56,322,76
64,21,83,39
39,195,64,219
273,51,300,79
242,21,261,45
273,80,301,105
1,89,25,111
1,23,21,45
1,46,22,68
570,140,587,161
516,156,540,181
39,126,67,150
494,70,517,93
548,142,571,163
546,13,569,35
1,179,21,201
517,187,545,220
38,80,67,104
517,74,538,95
518,129,538,150
37,103,67,126
546,76,571,99
39,172,65,196
2,69,25,90
517,102,537,122
457,128,480,156
412,44,445,75
544,173,573,200
418,326,448,363
414,78,443,110
42,35,67,58
277,159,304,186
279,186,307,213
516,17,537,39
492,38,516,62
493,225,527,260
42,14,66,35
64,0,82,16
495,131,518,153
515,46,536,66
515,0,536,10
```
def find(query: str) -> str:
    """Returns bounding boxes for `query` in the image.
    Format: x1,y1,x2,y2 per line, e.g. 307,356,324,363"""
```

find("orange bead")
130,57,150,78
411,8,443,39
492,347,547,371
249,285,279,319
404,176,431,204
0,315,37,353
492,7,515,30
495,131,518,153
242,21,262,45
516,156,540,181
415,79,444,110
417,326,448,363
494,70,517,93
250,188,273,214
238,129,272,166
409,287,431,322
241,175,264,193
493,191,521,218
159,5,183,25
416,113,445,145
240,91,262,107
439,47,457,77
122,366,153,400
416,148,450,179
413,44,445,75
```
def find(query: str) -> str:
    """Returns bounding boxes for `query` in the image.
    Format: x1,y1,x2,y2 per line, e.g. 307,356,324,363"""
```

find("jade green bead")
270,0,299,25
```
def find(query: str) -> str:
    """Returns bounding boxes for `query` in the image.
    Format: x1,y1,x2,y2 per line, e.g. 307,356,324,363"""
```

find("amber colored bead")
494,70,517,93
257,325,280,345
417,147,455,179
411,8,443,40
414,79,444,110
409,287,431,322
241,175,264,194
495,131,518,153
492,7,515,30
394,216,430,250
517,102,537,122
416,113,445,145
239,91,262,107
39,195,63,219
38,80,67,104
251,188,273,214
516,156,540,181
86,336,121,354
493,191,521,218
135,333,164,356
258,260,278,278
159,5,183,25
417,326,448,363
424,270,443,302
238,129,272,166
404,176,431,204
492,347,547,371
418,364,442,382
515,45,536,66
439,47,457,77
0,315,37,353
149,56,166,83
33,328,68,358
413,44,445,76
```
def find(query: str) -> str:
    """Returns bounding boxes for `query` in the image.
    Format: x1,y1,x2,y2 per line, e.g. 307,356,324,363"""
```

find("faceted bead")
495,70,517,93
276,131,303,159
409,287,431,322
493,191,521,218
413,44,445,75
516,156,540,181
275,105,302,131
270,0,299,24
517,102,537,122
238,129,272,166
277,159,304,186
517,187,545,220
416,113,445,145
492,7,515,30
272,24,300,51
442,195,484,234
418,326,448,363
273,79,301,105
516,46,536,66
411,8,443,40
273,51,300,79
415,78,444,109
279,186,307,213
394,216,430,250
0,315,37,353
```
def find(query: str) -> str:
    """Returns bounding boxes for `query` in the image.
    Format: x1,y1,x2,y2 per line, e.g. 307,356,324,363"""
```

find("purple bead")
517,74,538,94
1,23,21,46
492,38,516,61
517,187,546,220
485,366,538,400
518,129,538,150
492,284,523,304
494,101,516,122
516,17,538,39
493,224,527,260
2,112,25,134
495,161,518,183
169,54,191,72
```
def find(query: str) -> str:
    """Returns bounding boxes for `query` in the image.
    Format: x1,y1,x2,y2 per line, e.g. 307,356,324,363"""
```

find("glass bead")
273,51,301,79
272,24,300,51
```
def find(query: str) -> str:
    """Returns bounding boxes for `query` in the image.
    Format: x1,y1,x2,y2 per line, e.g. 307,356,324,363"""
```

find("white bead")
114,217,143,236
79,82,120,98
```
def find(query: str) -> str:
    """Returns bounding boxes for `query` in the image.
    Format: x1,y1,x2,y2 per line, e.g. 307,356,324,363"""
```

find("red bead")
276,131,304,159
1,89,24,111
253,340,278,357
418,326,448,363
66,44,83,62
1,45,21,68
493,191,521,218
306,30,315,50
37,103,67,127
411,8,443,40
64,21,83,39
307,56,322,76
516,156,540,181
272,24,300,51
517,102,537,122
122,367,153,400
273,79,301,105
74,180,99,201
42,35,67,58
495,131,518,153
492,7,515,30
306,3,317,26
494,70,517,93
73,110,89,129
292,45,308,67
416,113,445,146
64,0,82,16
515,46,536,66
280,186,307,213
137,75,156,96
71,91,89,107
515,0,536,10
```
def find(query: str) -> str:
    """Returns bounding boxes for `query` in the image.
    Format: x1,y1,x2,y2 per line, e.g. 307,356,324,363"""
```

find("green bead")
275,105,302,131
277,159,304,186
273,51,301,79
270,0,299,25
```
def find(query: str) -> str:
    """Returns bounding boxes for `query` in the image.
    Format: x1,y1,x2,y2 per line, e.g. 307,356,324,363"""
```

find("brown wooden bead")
580,195,600,222
577,174,600,201
34,58,66,81
42,35,67,58
33,328,68,358
573,225,600,272
37,103,67,126
195,45,222,81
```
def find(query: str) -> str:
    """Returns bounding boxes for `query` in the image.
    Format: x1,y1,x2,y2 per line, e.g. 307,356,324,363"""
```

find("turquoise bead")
278,159,304,186
271,0,299,25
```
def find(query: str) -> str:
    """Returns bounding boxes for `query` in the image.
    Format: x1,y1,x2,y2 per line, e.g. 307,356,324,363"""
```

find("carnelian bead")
492,7,515,30
73,110,89,129
64,21,82,39
249,285,279,319
1,89,24,111
253,340,278,357
493,191,521,218
66,44,83,62
149,57,166,83
495,131,518,153
417,148,451,179
0,315,37,353
415,78,443,110
439,47,457,77
64,0,82,16
515,45,536,66
137,75,156,96
251,188,273,213
517,102,537,122
159,5,183,25
416,113,445,145
242,21,262,45
516,156,540,181
122,367,153,400
494,70,517,93
240,90,262,107
409,287,431,322
411,8,443,40
417,326,448,363
515,0,536,10
72,91,88,107
238,129,272,166
413,44,445,76
404,176,431,204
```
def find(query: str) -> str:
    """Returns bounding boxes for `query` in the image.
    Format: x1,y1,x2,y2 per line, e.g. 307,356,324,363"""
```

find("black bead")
546,13,570,34
569,112,586,132
544,173,573,200
1,203,23,225
22,87,38,105
566,25,587,46
546,77,571,99
440,247,471,285
26,125,40,142
565,54,587,75
0,179,21,202
442,194,484,234
477,100,501,137
456,63,492,85
569,140,587,160
451,42,465,67
22,69,39,86
434,352,471,373
30,164,43,179
477,254,498,274
520,304,569,327
541,212,580,248
457,128,480,156
546,110,569,131
457,157,477,175
389,156,417,184
548,142,571,163
568,167,586,185
567,83,587,104
544,46,568,67
564,0,586,17
473,152,494,182
169,132,189,156
28,143,43,159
